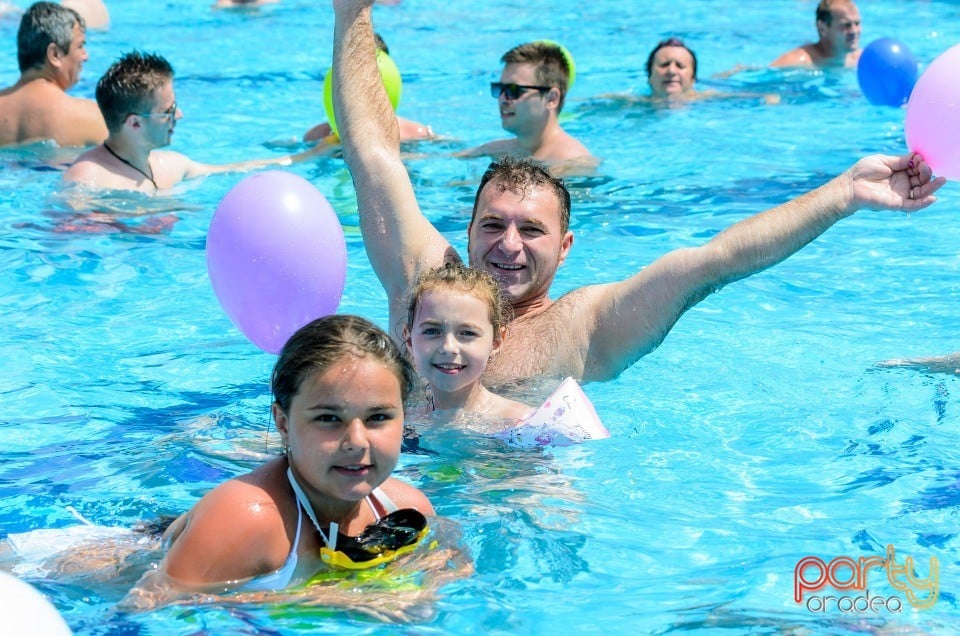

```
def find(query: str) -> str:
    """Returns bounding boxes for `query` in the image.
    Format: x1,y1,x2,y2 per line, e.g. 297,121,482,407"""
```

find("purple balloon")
206,171,346,354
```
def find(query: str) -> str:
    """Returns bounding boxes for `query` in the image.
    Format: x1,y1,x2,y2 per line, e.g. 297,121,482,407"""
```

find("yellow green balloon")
537,39,576,90
323,50,402,138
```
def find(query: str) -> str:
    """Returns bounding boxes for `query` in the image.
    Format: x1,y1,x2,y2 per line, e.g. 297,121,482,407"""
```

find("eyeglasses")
490,82,551,100
135,101,177,120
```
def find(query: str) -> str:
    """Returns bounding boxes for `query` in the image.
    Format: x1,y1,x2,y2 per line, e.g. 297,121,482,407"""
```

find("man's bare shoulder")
534,130,596,170
456,138,519,159
770,45,815,68
63,147,110,183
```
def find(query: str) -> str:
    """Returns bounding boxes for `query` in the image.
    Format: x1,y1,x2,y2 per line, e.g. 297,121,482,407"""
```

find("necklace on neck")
103,142,158,190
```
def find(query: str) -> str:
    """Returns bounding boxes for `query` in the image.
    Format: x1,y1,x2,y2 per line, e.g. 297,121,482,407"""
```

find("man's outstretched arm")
582,153,947,381
332,0,455,313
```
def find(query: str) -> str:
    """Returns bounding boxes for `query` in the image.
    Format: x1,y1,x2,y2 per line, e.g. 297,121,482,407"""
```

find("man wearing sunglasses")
457,40,595,176
332,0,944,390
0,2,107,148
64,51,323,193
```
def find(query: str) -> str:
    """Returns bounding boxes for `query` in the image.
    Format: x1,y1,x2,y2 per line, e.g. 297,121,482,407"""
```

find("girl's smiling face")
274,354,405,513
408,289,501,399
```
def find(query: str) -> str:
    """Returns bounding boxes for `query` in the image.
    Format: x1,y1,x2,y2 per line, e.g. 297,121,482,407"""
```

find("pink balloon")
206,171,346,354
905,43,960,180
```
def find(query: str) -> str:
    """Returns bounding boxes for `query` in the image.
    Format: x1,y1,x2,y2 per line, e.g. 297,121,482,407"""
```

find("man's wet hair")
95,51,174,132
472,156,571,235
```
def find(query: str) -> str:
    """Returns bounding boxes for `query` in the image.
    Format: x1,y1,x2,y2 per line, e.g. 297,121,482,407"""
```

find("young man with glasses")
0,2,107,147
457,40,596,176
64,51,323,193
332,0,945,392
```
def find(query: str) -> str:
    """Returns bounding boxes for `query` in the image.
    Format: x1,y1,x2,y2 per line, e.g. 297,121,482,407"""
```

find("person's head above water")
17,2,85,82
458,37,594,168
403,262,533,418
645,37,697,98
467,156,573,308
814,0,861,57
64,48,321,192
1,2,106,147
95,51,176,134
405,261,510,342
771,0,861,68
131,313,437,600
497,41,572,112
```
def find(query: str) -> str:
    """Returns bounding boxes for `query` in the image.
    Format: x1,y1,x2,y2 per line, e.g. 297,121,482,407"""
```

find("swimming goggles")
287,468,429,571
490,82,552,100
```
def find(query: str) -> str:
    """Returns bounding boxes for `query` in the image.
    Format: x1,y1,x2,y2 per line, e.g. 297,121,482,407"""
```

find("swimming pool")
2,0,959,632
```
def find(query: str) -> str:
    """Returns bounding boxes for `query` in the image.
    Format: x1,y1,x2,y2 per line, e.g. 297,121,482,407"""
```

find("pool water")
2,0,959,633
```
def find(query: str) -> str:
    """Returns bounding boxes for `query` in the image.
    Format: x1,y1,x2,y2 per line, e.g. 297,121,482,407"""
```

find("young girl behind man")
403,262,535,425
404,262,609,448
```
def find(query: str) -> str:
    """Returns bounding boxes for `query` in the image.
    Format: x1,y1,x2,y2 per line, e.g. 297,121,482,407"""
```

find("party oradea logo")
794,545,939,613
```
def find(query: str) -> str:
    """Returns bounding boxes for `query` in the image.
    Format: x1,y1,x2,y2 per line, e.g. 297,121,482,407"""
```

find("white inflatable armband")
494,377,609,448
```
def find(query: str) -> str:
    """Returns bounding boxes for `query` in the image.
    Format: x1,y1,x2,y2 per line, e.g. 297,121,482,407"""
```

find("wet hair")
816,0,853,26
272,314,416,413
501,41,570,111
404,262,512,342
95,51,174,133
645,37,698,79
472,155,571,234
17,2,84,72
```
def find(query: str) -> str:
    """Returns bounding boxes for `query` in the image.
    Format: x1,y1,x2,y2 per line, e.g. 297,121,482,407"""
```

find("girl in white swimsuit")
126,315,435,606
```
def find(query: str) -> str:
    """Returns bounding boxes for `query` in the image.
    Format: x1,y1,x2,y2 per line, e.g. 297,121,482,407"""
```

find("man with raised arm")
64,51,323,193
0,2,107,147
332,0,945,388
771,0,862,69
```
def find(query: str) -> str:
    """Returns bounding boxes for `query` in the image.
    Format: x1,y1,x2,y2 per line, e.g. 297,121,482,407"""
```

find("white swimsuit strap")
365,487,399,519
286,467,338,551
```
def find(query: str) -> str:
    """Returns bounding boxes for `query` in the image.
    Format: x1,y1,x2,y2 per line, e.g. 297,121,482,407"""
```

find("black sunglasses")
490,82,552,100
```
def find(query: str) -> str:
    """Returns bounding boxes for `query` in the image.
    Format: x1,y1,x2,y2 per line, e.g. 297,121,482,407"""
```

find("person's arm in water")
181,142,330,180
333,0,455,315
577,153,946,382
877,351,960,375
304,117,434,144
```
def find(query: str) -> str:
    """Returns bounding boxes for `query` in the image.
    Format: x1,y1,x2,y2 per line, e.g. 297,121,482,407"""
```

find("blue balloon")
857,38,918,107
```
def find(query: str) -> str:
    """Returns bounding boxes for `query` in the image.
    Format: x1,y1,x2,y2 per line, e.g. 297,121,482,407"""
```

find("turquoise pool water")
2,0,959,633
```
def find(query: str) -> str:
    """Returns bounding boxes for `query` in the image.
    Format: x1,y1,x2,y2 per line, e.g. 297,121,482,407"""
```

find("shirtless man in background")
0,2,107,147
771,0,862,69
